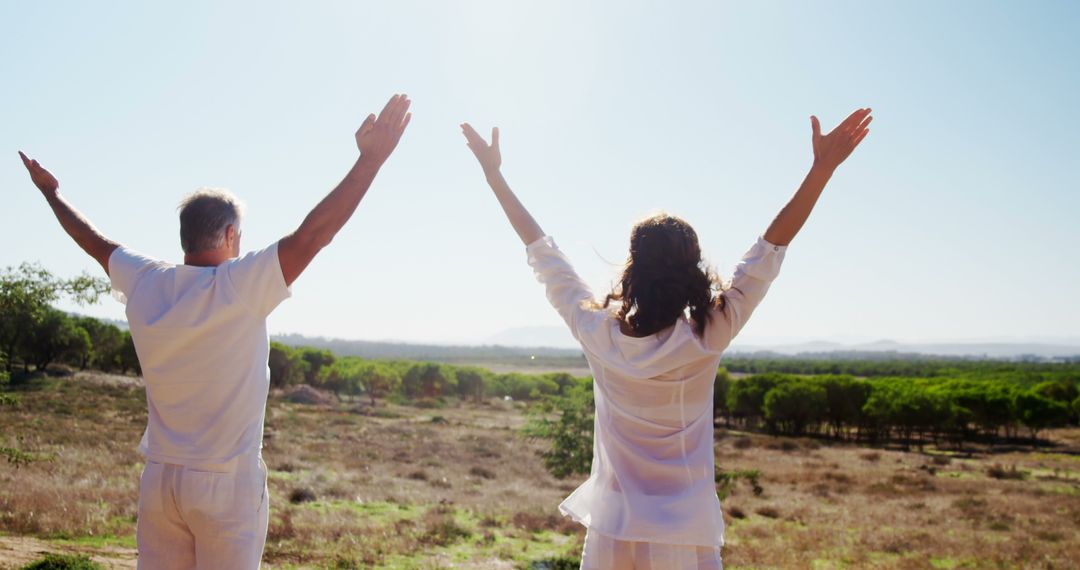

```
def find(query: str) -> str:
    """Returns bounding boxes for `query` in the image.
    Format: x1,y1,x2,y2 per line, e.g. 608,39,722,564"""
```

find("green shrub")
716,468,764,500
522,385,594,478
21,553,102,570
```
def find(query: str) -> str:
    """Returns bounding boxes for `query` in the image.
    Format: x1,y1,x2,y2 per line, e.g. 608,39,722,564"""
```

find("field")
1,369,1079,569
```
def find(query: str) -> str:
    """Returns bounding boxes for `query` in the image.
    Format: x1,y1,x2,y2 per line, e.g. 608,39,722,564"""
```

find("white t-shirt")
109,243,291,465
527,235,786,548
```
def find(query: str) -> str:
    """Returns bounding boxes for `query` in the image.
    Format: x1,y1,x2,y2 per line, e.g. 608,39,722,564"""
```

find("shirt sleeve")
526,236,597,341
224,241,292,318
705,236,787,350
108,247,161,305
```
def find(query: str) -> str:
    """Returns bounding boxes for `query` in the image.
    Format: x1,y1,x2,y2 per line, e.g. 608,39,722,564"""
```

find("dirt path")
0,536,136,570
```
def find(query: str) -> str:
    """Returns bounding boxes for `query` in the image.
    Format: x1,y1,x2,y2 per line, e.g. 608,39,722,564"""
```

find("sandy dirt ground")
0,536,136,569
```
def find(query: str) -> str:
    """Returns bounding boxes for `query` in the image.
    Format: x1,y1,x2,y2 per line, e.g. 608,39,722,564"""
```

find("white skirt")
580,530,723,570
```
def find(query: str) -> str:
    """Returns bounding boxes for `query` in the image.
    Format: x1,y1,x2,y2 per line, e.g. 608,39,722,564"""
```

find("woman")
461,108,871,570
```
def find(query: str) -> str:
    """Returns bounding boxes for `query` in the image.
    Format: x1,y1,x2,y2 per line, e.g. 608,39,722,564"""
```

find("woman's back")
526,235,786,547
461,107,871,566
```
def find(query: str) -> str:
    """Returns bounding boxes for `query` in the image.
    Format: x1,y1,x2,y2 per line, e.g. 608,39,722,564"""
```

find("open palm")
460,123,501,175
355,94,412,165
811,108,872,172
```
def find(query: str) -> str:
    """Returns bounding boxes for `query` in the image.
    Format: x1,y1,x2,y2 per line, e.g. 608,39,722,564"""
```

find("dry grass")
714,429,1080,569
2,371,1080,568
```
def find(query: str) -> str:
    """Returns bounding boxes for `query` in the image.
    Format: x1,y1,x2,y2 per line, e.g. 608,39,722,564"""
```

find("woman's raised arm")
460,123,545,246
763,108,872,246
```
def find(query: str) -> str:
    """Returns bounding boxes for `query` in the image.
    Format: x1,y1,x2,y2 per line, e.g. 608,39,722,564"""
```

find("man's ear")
225,224,239,249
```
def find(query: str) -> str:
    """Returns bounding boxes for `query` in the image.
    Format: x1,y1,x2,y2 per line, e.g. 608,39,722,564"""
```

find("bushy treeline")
715,371,1080,446
722,356,1080,385
273,332,586,365
268,342,590,405
0,263,139,375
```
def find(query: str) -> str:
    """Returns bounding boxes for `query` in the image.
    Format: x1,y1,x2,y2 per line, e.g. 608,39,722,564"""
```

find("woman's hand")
460,123,501,175
811,108,872,173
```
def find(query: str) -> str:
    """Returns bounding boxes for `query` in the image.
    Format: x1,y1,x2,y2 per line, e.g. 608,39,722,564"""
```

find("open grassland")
2,371,1079,569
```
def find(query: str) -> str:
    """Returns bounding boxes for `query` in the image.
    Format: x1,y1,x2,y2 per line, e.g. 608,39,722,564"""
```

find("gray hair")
178,188,245,254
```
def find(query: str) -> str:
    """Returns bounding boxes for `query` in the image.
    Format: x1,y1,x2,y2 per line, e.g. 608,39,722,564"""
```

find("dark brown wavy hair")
603,214,723,337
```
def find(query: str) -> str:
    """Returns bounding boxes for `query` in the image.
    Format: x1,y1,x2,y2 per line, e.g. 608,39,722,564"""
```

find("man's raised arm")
19,151,120,275
278,94,412,287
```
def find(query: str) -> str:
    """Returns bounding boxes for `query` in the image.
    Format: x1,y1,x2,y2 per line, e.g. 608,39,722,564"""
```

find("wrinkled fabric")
136,453,269,570
527,236,785,548
581,529,723,570
109,243,291,465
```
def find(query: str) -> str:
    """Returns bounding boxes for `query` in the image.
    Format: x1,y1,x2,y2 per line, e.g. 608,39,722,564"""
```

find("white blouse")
526,235,786,548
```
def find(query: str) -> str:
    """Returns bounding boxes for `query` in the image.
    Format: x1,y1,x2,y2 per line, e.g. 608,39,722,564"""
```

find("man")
18,93,412,569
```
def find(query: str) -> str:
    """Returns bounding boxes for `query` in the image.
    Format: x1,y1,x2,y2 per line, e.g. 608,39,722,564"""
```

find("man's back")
110,244,290,464
21,93,411,569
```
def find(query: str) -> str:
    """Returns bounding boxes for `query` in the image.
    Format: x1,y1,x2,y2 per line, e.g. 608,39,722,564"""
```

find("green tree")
268,342,308,388
714,368,732,424
357,362,400,405
402,362,453,399
0,263,107,371
299,347,335,386
1,370,33,467
546,372,583,396
454,366,490,403
117,331,141,375
73,317,124,371
763,380,826,436
522,384,594,478
1033,380,1079,405
1013,391,1070,441
817,375,871,440
727,373,789,428
20,308,88,371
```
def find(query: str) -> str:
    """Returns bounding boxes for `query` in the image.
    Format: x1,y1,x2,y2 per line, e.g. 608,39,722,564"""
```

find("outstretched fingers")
832,108,865,136
18,151,45,174
387,95,411,129
491,127,499,149
376,94,401,124
852,113,873,136
852,127,871,148
356,114,376,138
460,123,487,148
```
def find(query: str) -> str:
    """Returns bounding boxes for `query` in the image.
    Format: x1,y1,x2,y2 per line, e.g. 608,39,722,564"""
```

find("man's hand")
355,94,412,165
279,93,414,287
460,123,502,176
18,151,118,273
810,108,872,173
18,151,60,196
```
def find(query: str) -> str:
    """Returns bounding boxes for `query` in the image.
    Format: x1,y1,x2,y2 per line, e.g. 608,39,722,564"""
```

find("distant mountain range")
274,328,1080,362
485,326,1080,359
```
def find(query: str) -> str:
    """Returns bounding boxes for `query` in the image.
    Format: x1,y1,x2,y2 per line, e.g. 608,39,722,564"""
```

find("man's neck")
183,249,232,267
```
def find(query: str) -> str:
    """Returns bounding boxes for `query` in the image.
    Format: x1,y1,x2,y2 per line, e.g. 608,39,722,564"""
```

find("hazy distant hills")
485,326,1079,359
274,328,1080,363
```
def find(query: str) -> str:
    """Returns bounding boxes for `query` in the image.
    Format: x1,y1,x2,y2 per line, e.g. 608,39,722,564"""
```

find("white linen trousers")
136,453,269,569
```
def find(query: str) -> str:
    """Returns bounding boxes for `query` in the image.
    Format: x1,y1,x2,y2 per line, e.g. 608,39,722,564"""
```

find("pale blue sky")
3,1,1078,346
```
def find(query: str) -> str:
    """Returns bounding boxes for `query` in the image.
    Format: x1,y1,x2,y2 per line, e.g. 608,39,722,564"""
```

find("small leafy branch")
521,386,594,479
1,370,35,467
716,468,764,500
